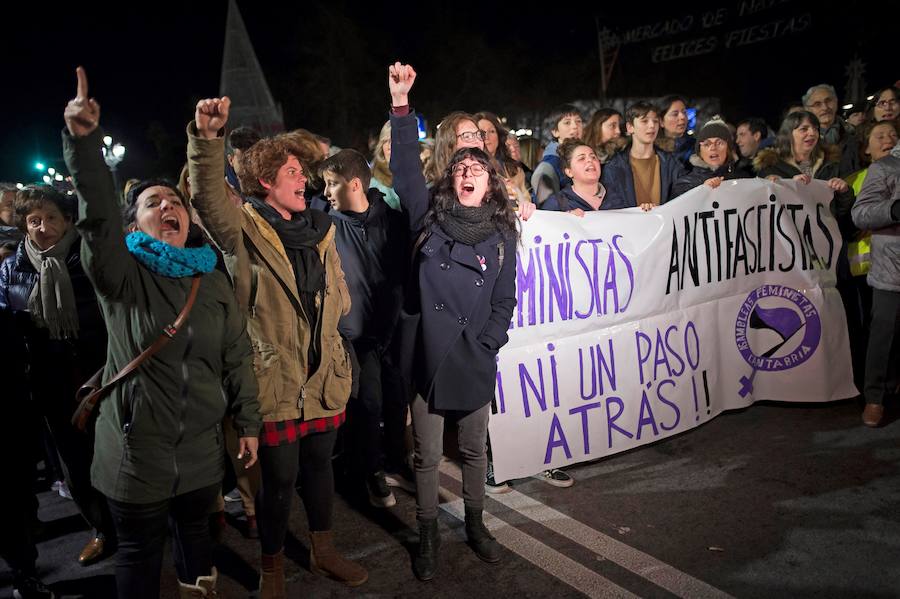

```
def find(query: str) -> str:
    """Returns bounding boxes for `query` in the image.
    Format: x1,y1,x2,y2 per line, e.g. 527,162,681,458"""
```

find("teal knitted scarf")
125,231,216,278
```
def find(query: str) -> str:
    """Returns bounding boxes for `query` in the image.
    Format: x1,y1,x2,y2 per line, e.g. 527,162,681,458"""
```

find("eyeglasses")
451,163,487,177
699,139,728,150
876,98,899,109
807,98,836,110
457,130,486,142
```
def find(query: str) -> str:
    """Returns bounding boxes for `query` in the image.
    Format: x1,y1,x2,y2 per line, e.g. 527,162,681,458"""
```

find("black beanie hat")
697,116,732,143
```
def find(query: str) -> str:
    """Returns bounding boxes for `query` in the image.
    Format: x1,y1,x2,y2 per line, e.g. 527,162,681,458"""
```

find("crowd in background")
1,64,898,599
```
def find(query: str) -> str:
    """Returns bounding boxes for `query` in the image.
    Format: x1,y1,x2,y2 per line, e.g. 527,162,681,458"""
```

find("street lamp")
101,136,126,169
101,135,126,199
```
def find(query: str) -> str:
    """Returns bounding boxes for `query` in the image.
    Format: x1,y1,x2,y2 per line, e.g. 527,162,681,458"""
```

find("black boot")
465,507,501,564
412,517,440,581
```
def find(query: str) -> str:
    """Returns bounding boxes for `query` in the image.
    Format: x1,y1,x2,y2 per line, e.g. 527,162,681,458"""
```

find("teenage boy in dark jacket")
318,149,410,507
531,104,584,204
601,101,686,210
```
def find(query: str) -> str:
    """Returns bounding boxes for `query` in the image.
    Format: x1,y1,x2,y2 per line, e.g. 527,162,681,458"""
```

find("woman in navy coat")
387,62,519,581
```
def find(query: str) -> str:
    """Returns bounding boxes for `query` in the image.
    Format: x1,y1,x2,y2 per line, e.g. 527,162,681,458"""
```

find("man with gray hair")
803,83,859,176
0,183,23,260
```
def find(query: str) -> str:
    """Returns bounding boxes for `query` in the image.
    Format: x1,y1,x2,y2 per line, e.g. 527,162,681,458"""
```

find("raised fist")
388,62,417,106
195,97,231,139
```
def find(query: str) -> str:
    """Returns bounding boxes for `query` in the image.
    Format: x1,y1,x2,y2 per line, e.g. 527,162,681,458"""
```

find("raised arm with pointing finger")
62,67,260,599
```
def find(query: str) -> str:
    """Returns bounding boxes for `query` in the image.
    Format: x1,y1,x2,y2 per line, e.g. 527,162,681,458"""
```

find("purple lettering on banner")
605,396,633,448
684,321,701,370
580,340,617,400
519,358,547,418
636,388,660,440
569,402,603,454
636,330,652,384
652,328,675,379
564,237,574,318
611,235,635,312
597,339,617,394
548,343,561,409
545,243,569,323
573,240,596,319
663,325,686,376
544,413,572,463
495,358,506,414
656,379,681,431
602,247,620,315
515,248,537,328
537,243,546,325
579,346,597,400
589,239,606,314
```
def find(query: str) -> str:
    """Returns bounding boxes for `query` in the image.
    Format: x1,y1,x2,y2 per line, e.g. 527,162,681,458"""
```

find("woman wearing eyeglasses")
672,117,752,197
868,86,900,124
424,112,487,186
387,62,523,582
474,111,531,206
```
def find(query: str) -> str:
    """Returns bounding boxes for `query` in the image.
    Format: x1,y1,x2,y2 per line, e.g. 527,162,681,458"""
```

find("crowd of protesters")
1,62,898,599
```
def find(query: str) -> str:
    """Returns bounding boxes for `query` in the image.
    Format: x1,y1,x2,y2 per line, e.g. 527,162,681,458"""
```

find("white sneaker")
52,480,73,500
367,472,397,508
532,469,574,488
485,463,511,494
223,488,242,503
384,463,416,493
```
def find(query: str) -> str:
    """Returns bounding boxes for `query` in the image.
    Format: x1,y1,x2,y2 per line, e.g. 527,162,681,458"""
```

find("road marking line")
440,461,734,599
438,484,640,598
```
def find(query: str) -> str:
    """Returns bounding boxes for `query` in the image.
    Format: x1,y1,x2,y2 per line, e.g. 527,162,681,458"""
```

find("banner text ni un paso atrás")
489,179,856,482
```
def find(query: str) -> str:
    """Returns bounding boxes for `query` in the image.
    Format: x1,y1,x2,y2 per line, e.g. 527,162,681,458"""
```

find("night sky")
3,0,896,184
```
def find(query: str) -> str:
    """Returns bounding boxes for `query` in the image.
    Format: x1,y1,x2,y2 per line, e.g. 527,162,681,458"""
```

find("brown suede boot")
309,530,368,587
259,551,285,599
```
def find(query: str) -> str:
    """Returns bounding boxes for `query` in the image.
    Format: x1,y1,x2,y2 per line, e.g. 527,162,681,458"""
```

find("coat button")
475,278,484,287
458,316,468,325
434,303,445,311
440,262,450,270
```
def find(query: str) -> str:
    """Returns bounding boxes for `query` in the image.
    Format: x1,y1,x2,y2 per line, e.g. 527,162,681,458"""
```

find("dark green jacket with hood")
64,128,260,504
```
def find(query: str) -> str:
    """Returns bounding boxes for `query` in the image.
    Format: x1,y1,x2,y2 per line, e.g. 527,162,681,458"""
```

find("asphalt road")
3,397,899,598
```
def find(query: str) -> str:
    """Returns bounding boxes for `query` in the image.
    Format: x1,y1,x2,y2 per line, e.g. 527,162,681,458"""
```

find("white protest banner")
489,179,856,482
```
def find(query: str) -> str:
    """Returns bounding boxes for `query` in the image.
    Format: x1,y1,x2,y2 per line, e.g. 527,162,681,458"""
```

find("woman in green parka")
62,66,261,599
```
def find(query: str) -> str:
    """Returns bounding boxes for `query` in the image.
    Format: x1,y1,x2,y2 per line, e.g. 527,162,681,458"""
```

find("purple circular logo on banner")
734,285,821,373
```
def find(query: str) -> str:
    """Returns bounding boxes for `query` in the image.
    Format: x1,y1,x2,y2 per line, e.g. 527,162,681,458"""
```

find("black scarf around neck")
437,201,498,246
250,196,329,308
